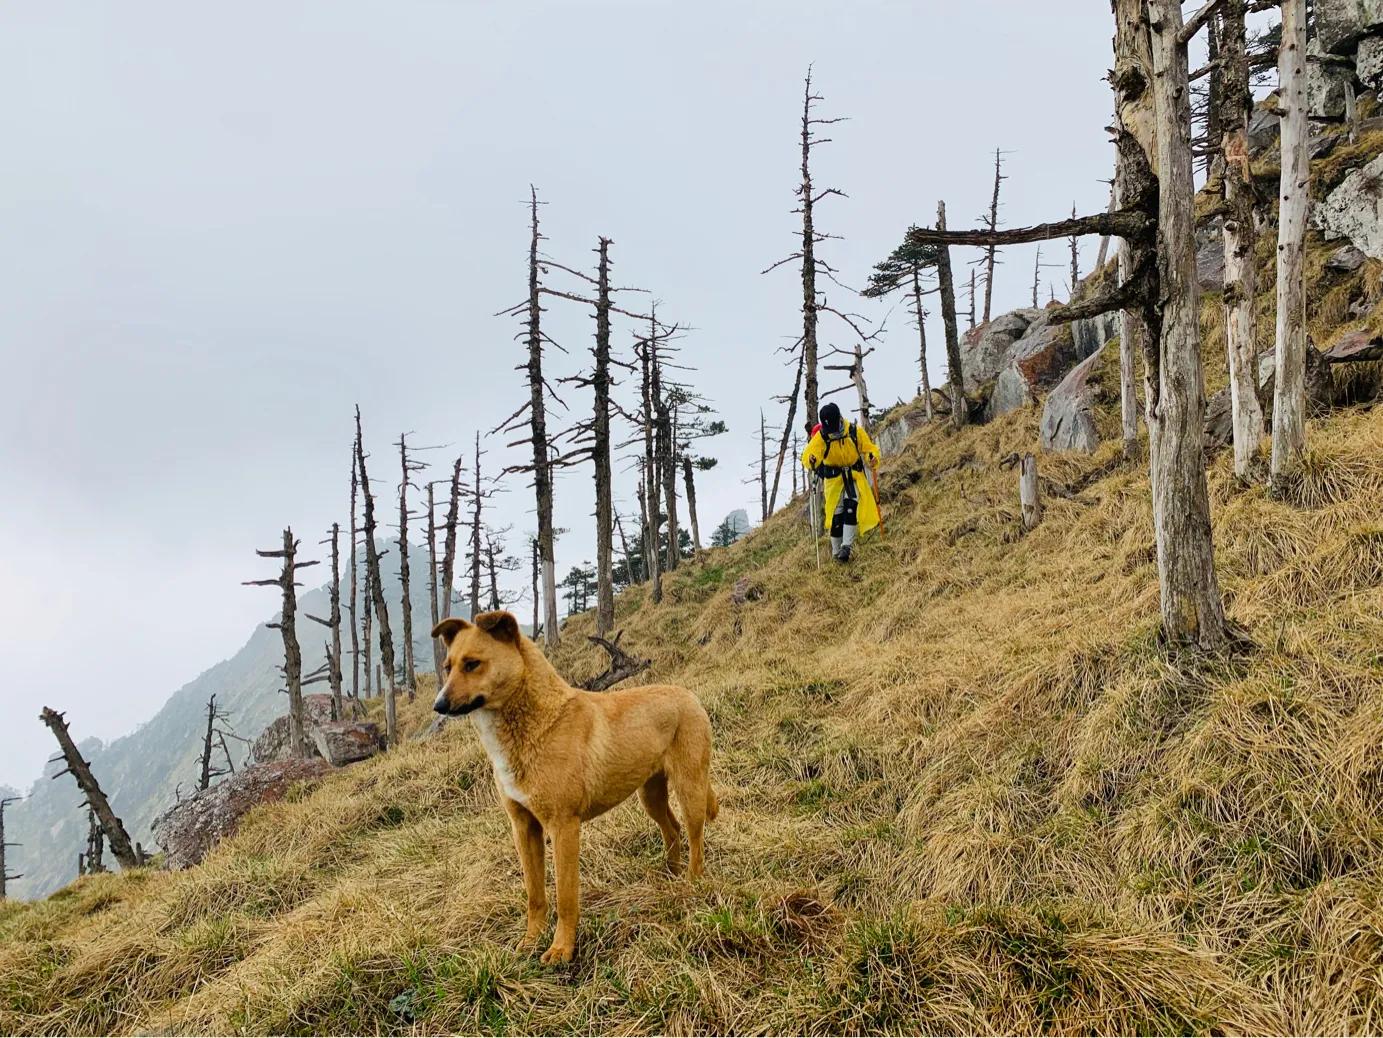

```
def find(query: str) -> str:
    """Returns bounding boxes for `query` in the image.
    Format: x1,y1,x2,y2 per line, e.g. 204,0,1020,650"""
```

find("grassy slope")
6,176,1383,1037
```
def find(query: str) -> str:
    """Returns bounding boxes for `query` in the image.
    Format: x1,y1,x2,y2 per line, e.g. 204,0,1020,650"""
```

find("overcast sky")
0,1,1118,791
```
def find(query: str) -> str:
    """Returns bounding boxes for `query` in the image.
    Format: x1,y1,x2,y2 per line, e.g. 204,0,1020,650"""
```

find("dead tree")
39,707,141,869
967,268,977,331
395,432,438,698
1019,453,1042,531
757,410,769,521
83,809,106,875
863,234,941,419
981,147,1006,322
765,351,804,517
439,453,464,622
614,507,639,584
245,528,319,756
482,526,521,611
1271,0,1309,493
494,187,562,648
360,540,373,699
529,536,541,638
0,795,21,897
355,407,398,744
823,344,875,432
935,201,966,429
1068,202,1081,297
582,632,651,691
306,524,344,717
466,433,502,621
195,694,243,790
426,479,442,678
654,343,679,575
348,446,360,699
903,0,1227,649
1217,0,1265,480
638,312,663,602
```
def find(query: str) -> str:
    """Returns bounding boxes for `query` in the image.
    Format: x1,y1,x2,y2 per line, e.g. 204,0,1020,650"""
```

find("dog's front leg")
504,799,547,949
541,816,581,965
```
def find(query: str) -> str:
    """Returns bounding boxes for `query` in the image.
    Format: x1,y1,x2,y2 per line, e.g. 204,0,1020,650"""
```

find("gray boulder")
1307,38,1354,119
872,398,932,456
959,309,1040,387
1315,0,1383,53
1359,35,1383,92
1071,311,1119,363
311,722,385,766
986,314,1078,420
1324,329,1383,361
252,693,364,764
1316,154,1383,260
1247,106,1280,156
1195,221,1226,292
151,758,334,869
1326,244,1368,272
1040,346,1106,453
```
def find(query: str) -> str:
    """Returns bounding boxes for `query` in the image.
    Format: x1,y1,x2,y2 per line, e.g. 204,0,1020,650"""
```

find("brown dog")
431,610,717,965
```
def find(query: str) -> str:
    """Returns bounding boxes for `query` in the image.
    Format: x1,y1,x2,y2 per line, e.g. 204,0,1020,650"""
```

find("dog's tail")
706,783,719,822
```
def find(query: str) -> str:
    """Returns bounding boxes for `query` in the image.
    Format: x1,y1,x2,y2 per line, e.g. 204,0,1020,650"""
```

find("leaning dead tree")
195,694,243,790
305,523,344,718
39,707,142,869
905,0,1228,650
934,201,966,429
863,234,941,417
1217,0,1265,480
355,407,398,743
245,528,319,757
1271,0,1309,493
497,187,562,648
0,795,21,897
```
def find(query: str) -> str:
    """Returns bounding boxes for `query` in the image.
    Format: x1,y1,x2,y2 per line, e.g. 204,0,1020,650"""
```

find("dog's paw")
517,930,544,953
539,942,574,965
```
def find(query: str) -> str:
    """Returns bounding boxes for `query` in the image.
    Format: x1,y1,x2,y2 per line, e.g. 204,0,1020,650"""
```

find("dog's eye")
463,659,481,673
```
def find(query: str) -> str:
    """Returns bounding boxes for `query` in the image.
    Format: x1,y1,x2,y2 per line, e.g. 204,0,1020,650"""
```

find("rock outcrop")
252,694,363,764
1316,154,1383,259
1315,0,1383,54
151,758,334,869
1039,346,1107,453
1205,346,1336,452
960,310,1041,387
873,399,931,456
986,313,1078,420
311,722,385,767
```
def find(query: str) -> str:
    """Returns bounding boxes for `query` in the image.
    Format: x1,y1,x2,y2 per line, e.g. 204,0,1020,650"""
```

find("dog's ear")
474,610,520,644
432,617,471,644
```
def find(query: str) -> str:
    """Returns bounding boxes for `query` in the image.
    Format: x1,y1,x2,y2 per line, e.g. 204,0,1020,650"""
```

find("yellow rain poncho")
801,421,881,535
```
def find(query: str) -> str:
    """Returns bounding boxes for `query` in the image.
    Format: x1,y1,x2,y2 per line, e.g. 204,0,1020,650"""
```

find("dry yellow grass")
2,387,1382,1034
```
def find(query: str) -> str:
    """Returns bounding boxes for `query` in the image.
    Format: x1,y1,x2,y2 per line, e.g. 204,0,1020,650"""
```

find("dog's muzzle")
433,690,486,716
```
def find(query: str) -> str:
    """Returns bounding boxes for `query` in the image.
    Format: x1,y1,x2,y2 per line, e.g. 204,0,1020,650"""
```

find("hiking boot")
835,544,852,563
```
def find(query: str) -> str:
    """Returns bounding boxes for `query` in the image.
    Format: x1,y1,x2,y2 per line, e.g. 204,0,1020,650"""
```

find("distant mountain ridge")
4,545,447,900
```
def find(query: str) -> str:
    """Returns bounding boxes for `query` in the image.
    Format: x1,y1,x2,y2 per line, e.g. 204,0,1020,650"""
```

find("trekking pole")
808,472,822,571
870,459,886,538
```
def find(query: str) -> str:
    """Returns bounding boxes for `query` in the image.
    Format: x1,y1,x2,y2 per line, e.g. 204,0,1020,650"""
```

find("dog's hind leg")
638,772,683,874
666,733,711,879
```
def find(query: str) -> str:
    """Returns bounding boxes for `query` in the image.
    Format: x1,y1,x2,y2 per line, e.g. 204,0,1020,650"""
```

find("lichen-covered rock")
151,759,334,869
1359,34,1383,92
1247,106,1281,156
1071,311,1119,363
1040,345,1106,453
1196,221,1226,292
1307,38,1354,119
311,722,385,766
1316,153,1383,260
872,398,932,456
252,694,363,764
1315,0,1383,54
986,315,1078,420
1326,244,1367,272
959,309,1040,387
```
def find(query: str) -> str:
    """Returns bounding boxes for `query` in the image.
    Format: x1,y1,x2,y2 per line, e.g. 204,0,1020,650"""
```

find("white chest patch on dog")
471,711,529,807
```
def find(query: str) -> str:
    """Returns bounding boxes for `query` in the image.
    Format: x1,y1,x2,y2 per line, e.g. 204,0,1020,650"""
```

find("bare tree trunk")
524,187,561,648
361,556,373,699
911,266,935,418
355,408,397,744
396,437,416,697
1019,453,1042,531
1,795,21,897
936,201,966,429
84,810,105,874
1032,245,1042,308
470,432,484,620
39,708,141,869
440,455,462,621
1271,0,1309,494
1094,183,1116,275
967,268,977,331
983,147,1003,323
530,537,540,637
799,70,821,439
1219,0,1265,480
1147,0,1228,649
1069,202,1080,297
199,695,217,791
254,528,315,755
759,410,769,522
682,457,703,558
426,482,443,679
485,532,501,612
614,508,638,585
327,524,343,712
348,448,360,699
654,347,680,574
593,237,616,634
640,314,662,603
766,351,804,515
851,344,873,431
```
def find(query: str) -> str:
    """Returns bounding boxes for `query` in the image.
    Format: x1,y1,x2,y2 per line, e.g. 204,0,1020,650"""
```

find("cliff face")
3,545,444,901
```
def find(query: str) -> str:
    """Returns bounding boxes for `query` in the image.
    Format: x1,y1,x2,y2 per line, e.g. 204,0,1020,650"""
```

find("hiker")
801,402,881,563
